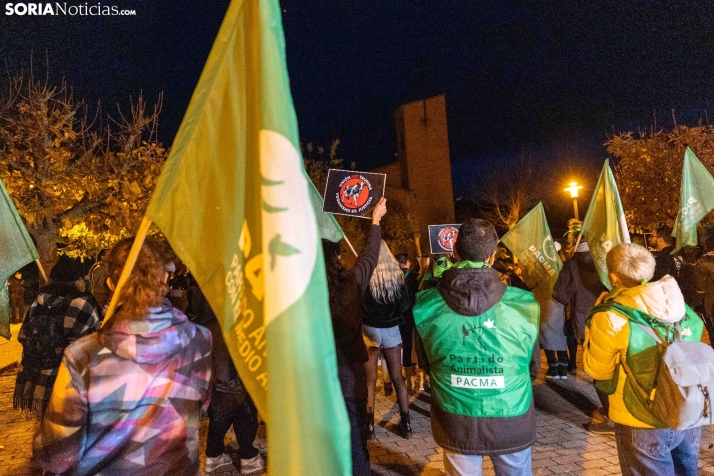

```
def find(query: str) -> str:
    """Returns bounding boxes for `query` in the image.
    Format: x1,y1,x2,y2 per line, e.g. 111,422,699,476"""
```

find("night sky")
2,1,714,229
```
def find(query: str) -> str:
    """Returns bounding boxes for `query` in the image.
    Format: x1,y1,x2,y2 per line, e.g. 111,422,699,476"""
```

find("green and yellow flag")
672,147,714,253
0,178,39,340
309,179,345,243
500,202,562,293
145,0,350,474
582,159,630,289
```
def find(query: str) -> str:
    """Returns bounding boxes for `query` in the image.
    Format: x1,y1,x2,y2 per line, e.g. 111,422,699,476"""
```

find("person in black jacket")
394,253,419,390
553,237,611,433
191,287,265,475
323,197,387,476
362,240,414,440
650,226,687,281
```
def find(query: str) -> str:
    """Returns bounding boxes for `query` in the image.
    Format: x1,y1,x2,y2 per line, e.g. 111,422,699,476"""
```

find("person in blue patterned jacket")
33,238,213,476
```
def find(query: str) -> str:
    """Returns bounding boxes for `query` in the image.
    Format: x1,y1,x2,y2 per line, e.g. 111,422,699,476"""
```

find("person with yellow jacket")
584,243,704,476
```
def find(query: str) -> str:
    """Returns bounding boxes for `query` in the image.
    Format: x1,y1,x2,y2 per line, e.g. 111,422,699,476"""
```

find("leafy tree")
0,72,167,271
606,125,714,233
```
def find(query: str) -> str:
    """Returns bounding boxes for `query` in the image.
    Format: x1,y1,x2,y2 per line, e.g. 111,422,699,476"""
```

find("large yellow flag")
145,1,351,473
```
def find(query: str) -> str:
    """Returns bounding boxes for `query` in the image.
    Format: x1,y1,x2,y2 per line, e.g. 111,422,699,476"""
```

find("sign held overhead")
428,224,462,254
322,169,386,218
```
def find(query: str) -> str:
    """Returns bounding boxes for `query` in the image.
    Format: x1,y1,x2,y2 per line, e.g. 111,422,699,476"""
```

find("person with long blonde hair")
323,198,387,476
362,240,414,439
33,238,213,476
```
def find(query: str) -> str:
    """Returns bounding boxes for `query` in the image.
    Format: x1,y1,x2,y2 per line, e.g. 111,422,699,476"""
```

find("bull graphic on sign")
438,226,459,252
342,182,365,207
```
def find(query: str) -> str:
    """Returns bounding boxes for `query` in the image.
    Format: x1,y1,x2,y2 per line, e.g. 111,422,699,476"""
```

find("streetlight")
564,181,583,220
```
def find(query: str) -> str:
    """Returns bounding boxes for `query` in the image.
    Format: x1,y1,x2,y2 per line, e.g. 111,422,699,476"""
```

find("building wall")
392,94,455,254
372,162,402,189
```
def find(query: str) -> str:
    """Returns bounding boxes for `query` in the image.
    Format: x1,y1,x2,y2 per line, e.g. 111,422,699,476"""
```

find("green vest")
589,301,705,428
413,286,540,418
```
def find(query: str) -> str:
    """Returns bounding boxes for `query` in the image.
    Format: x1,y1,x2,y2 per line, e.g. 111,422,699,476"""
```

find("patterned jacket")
33,304,212,476
14,282,102,415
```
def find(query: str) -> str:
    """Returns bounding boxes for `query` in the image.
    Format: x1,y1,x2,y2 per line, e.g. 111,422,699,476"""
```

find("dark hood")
438,267,507,316
573,251,594,266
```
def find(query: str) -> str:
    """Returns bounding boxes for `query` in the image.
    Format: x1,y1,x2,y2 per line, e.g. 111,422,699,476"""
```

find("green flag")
145,1,351,474
672,147,714,253
308,178,345,243
0,178,39,340
582,159,630,289
500,202,562,293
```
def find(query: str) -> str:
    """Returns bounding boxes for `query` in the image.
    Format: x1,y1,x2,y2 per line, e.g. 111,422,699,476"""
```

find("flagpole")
342,234,358,257
34,259,48,284
570,233,583,258
101,216,152,327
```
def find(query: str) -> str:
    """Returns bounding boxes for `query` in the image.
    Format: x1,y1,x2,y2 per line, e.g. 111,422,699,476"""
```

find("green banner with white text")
145,1,351,474
582,159,630,289
672,147,714,253
501,202,562,294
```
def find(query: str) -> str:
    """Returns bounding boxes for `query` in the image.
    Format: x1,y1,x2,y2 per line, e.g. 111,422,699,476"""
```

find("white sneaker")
205,453,234,473
240,454,266,474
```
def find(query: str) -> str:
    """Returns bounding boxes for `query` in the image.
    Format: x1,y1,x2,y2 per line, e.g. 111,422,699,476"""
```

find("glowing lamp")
564,182,582,198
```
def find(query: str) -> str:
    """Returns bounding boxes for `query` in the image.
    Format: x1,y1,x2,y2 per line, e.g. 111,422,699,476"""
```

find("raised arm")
413,231,423,259
351,198,387,294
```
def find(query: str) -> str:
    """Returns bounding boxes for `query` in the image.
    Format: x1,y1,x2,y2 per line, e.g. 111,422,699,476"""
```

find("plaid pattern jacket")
13,283,102,415
34,305,212,476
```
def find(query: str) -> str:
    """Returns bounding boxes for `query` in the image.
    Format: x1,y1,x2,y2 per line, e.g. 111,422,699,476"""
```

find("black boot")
383,381,393,397
367,412,375,440
398,411,412,440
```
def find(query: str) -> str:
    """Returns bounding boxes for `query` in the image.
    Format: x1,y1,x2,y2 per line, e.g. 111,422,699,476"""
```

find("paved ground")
2,326,714,475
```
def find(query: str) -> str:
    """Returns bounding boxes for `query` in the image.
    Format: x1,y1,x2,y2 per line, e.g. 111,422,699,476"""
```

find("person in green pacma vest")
413,218,540,476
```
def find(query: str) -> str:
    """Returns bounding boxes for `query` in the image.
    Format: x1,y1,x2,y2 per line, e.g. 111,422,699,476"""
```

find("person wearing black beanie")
13,254,102,416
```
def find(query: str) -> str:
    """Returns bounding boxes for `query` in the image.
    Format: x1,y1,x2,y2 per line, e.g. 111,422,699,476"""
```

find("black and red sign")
428,224,462,254
322,169,386,218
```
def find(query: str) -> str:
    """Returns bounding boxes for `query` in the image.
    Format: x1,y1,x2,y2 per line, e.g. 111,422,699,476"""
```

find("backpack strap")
618,356,653,403
632,322,665,344
589,301,669,405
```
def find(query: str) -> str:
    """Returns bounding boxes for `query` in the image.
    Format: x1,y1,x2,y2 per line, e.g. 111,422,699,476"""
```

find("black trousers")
399,318,415,367
337,362,371,476
206,391,260,460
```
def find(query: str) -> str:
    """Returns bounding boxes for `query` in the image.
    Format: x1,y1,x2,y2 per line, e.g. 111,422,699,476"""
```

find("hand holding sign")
372,197,387,225
322,169,387,219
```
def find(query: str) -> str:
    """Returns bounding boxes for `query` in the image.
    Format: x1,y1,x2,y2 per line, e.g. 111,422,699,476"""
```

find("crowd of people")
326,202,714,476
8,197,714,475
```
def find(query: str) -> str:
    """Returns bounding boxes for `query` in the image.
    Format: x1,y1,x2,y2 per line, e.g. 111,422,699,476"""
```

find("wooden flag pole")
34,259,48,284
101,216,153,327
343,234,358,258
570,233,583,259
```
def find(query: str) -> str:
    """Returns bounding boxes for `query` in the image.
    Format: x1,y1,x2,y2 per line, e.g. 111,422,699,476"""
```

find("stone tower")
372,94,455,254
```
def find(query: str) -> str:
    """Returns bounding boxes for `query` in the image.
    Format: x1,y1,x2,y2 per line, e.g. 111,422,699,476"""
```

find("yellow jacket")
583,276,687,428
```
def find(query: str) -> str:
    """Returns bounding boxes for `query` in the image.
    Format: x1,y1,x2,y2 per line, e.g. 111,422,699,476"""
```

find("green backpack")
589,302,714,430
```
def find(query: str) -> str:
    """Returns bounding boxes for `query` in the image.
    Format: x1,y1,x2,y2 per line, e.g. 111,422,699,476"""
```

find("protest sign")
322,169,386,218
428,224,461,254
